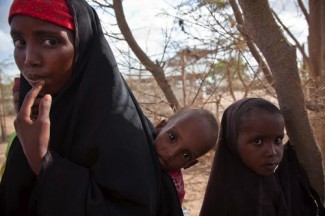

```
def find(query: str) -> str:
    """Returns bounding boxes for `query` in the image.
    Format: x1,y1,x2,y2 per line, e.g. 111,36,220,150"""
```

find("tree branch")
297,0,309,24
112,0,180,111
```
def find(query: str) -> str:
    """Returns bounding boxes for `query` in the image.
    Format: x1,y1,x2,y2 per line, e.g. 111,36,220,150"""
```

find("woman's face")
237,112,285,176
10,15,75,95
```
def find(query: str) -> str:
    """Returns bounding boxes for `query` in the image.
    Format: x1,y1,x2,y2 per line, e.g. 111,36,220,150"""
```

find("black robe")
0,0,182,215
200,98,324,216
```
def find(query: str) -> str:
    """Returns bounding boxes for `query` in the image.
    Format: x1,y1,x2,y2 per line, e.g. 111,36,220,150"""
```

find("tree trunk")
309,0,325,79
308,0,325,188
229,0,274,86
238,0,324,201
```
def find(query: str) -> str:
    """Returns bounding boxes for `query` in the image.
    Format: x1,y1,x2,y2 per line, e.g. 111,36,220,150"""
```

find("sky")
0,0,308,80
0,0,16,78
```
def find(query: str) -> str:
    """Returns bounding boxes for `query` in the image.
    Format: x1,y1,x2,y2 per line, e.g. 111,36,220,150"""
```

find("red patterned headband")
9,0,75,31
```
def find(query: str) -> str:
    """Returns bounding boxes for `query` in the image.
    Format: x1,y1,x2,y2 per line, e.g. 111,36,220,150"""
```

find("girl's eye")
43,39,59,46
252,139,262,145
13,39,25,48
168,131,177,142
182,150,192,161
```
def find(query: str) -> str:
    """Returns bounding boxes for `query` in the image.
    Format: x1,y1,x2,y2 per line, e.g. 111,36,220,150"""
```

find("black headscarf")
200,98,324,216
0,0,182,215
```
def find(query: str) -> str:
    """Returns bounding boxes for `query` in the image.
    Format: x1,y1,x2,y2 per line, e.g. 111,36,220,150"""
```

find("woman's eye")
168,131,177,142
182,151,192,161
252,139,262,145
13,39,25,48
43,39,59,46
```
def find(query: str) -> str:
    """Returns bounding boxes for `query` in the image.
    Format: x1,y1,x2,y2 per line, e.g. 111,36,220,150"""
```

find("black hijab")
200,98,324,216
0,0,182,215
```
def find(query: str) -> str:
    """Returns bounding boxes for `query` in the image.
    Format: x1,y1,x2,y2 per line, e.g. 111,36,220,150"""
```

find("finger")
37,94,52,122
31,97,42,119
19,81,45,119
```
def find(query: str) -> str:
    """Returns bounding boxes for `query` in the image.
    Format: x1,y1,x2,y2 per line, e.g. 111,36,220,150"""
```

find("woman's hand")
14,81,52,175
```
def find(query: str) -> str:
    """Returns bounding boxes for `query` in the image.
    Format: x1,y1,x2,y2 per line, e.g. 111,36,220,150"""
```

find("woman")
0,0,182,215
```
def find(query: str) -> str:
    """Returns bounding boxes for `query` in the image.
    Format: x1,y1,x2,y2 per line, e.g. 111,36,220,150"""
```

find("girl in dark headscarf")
200,98,324,216
0,0,182,215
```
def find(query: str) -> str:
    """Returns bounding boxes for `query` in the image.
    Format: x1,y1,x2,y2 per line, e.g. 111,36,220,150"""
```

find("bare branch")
112,0,180,111
297,0,309,24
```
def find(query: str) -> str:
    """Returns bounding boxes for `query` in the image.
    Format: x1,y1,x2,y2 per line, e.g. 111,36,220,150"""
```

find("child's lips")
263,161,280,169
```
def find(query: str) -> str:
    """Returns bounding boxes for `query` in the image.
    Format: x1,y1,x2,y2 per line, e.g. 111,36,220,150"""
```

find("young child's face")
155,116,212,172
10,15,75,95
237,112,285,176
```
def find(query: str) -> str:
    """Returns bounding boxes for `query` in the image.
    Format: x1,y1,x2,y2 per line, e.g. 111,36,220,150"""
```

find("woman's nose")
24,46,41,67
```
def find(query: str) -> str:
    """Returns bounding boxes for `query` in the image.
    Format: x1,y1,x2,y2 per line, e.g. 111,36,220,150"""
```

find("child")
153,107,218,203
0,0,183,215
200,98,324,216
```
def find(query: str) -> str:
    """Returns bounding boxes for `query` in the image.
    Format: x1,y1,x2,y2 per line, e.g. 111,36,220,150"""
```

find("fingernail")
43,94,52,103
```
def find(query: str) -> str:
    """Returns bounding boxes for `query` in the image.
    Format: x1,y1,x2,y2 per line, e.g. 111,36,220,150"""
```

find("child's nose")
166,151,177,161
165,147,181,161
265,144,277,156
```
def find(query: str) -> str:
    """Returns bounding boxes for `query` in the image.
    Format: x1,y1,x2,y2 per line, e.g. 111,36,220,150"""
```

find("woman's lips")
25,72,42,84
26,75,43,86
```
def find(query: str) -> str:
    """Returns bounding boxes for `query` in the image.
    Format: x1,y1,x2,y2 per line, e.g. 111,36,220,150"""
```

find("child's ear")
155,119,167,133
183,159,199,169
